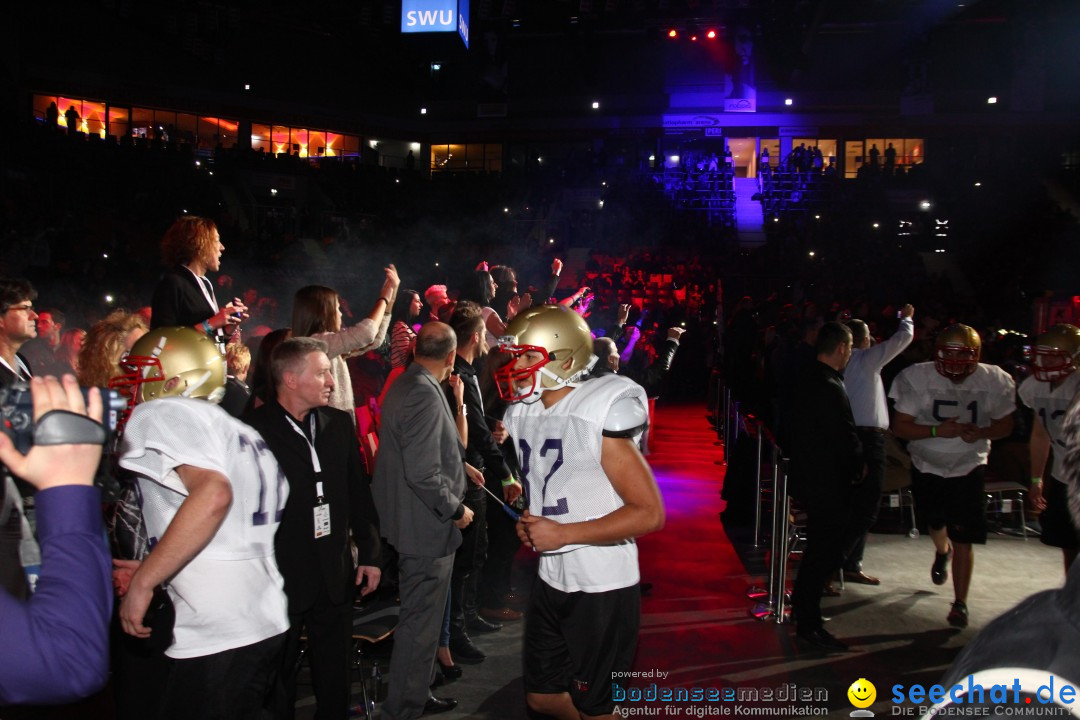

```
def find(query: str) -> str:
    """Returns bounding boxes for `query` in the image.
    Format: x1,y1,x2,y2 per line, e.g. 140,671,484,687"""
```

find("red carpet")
635,400,792,692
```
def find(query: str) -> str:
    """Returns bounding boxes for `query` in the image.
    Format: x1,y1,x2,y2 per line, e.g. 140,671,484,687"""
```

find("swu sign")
402,0,470,48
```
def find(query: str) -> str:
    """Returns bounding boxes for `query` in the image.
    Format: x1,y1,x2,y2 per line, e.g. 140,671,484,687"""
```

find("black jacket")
243,399,381,611
787,360,862,503
150,267,224,343
447,356,511,481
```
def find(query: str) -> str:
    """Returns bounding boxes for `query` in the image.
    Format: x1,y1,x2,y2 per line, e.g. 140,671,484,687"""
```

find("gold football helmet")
934,324,981,380
495,305,597,403
110,327,227,421
1033,324,1080,382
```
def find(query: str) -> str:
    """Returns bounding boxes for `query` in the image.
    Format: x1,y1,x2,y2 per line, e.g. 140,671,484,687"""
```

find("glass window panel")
272,125,290,155
308,131,327,156
815,139,837,164
176,113,197,144
33,95,57,124
340,134,359,157
758,138,780,169
446,143,466,170
251,123,271,152
485,144,503,172
325,132,342,157
56,96,84,130
431,144,450,169
291,128,309,157
197,117,215,150
844,141,864,179
77,100,105,138
108,106,129,140
466,144,484,163
131,107,153,138
865,138,885,170
883,138,902,165
152,110,176,142
904,138,924,166
198,116,238,148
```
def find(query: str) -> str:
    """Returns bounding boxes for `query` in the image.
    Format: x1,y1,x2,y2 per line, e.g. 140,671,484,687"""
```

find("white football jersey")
1018,371,1080,481
890,362,1016,477
119,398,289,659
504,374,648,593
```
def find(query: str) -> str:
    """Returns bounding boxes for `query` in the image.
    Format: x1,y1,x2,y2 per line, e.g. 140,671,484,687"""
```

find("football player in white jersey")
497,305,665,720
112,326,289,719
1019,324,1080,572
890,324,1015,629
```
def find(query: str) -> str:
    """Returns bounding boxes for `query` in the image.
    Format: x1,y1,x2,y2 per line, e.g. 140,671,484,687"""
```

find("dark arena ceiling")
10,0,1080,128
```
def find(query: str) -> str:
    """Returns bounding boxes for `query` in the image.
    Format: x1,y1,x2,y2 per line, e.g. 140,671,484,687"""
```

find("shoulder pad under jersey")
603,394,649,438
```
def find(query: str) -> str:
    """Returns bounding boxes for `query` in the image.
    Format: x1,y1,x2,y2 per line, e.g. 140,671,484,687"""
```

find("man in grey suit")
373,322,476,719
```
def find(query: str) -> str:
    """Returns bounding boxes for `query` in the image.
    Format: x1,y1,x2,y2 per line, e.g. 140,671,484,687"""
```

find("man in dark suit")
373,322,478,720
788,321,861,652
243,337,382,719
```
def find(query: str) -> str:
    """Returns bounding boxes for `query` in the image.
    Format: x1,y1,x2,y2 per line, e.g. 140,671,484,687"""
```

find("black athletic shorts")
912,465,987,544
524,579,640,716
1040,474,1080,550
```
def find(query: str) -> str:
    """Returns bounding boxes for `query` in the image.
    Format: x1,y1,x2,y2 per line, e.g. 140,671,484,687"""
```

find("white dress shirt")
843,316,914,429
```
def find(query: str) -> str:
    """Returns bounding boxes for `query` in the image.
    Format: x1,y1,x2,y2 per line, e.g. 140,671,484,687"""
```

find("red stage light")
706,29,717,39
690,34,698,41
668,28,677,38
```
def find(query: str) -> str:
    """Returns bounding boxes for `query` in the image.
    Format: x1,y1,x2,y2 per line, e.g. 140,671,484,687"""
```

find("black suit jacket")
243,399,381,612
447,356,511,481
787,360,862,504
150,267,222,340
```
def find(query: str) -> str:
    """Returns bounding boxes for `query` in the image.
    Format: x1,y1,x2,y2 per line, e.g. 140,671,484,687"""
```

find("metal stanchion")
721,389,731,462
750,449,793,623
732,400,741,446
751,418,765,548
713,377,724,439
745,414,769,603
751,445,787,620
773,458,793,624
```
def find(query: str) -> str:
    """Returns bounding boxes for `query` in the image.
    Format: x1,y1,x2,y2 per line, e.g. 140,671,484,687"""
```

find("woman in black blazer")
150,216,248,344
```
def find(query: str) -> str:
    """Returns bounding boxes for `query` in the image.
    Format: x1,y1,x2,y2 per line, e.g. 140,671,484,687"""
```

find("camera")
0,381,126,454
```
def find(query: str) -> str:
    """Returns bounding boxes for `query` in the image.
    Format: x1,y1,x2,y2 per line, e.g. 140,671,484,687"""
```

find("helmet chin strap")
514,354,599,405
535,354,599,395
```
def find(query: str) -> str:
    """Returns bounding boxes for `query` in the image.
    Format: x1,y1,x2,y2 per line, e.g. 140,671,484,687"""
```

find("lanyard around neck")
0,355,30,381
286,413,321,475
186,267,219,314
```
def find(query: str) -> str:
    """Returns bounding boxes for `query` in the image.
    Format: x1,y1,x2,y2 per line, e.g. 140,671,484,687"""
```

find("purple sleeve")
0,485,112,705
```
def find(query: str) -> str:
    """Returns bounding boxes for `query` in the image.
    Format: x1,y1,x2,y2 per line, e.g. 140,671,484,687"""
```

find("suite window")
198,116,238,149
430,143,501,172
109,107,130,140
34,95,107,138
251,123,271,153
131,107,154,139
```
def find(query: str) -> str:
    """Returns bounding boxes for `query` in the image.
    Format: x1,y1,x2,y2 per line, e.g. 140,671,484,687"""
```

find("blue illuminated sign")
401,0,457,34
457,0,470,48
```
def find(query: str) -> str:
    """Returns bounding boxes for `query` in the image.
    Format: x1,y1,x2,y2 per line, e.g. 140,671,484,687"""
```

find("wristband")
202,319,214,336
930,425,937,438
1031,477,1043,487
501,476,516,487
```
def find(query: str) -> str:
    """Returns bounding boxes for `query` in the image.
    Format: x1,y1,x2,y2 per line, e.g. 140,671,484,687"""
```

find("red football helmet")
934,324,981,381
495,305,596,404
1032,324,1080,382
110,326,226,428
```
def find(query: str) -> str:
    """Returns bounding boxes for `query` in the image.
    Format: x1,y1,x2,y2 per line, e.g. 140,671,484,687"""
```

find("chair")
880,435,918,538
984,478,1028,540
350,597,400,717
